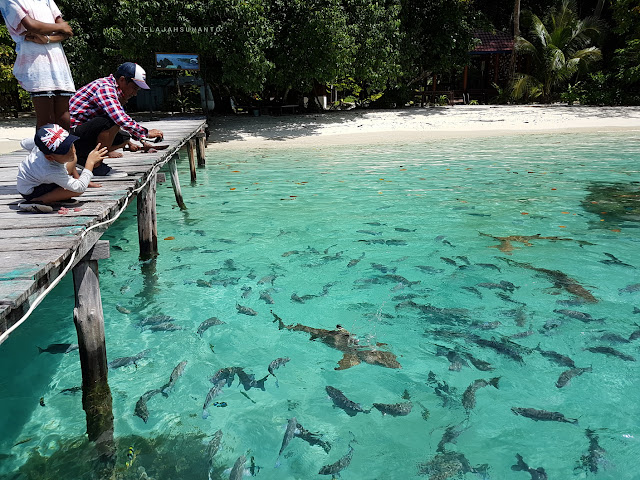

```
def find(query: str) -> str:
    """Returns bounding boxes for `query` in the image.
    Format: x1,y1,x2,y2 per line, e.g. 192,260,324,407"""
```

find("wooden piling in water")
137,173,159,259
168,154,187,210
187,138,196,181
196,132,206,167
72,240,115,464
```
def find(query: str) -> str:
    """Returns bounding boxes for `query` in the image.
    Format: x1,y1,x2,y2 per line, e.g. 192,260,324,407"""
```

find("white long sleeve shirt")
17,148,93,195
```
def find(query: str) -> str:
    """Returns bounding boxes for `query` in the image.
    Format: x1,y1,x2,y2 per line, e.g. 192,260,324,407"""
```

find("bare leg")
32,97,56,128
98,125,126,157
31,186,81,204
53,96,71,130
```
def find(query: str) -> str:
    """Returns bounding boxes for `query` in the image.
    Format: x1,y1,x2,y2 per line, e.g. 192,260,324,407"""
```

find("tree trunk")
510,0,521,78
594,0,605,18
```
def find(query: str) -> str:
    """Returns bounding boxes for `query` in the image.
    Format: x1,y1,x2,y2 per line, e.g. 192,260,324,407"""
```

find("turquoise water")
1,132,639,479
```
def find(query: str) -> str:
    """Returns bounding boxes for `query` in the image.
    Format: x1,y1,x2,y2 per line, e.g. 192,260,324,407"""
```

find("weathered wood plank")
0,279,36,306
0,117,206,334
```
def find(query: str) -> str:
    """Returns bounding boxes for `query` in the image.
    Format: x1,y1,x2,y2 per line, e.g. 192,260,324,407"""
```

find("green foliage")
514,0,602,102
399,0,476,82
0,0,632,110
560,72,639,105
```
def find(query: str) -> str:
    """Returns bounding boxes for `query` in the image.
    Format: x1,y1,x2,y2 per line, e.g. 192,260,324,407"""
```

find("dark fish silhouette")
161,360,187,396
577,429,607,473
197,317,225,336
295,420,331,453
148,322,183,332
347,253,365,267
440,257,457,266
236,369,268,391
207,429,223,476
272,311,401,370
462,377,500,411
134,388,162,423
600,252,634,268
535,345,576,368
511,407,578,424
556,366,592,388
236,304,258,316
619,283,640,294
318,445,353,476
500,258,597,303
260,290,275,304
138,314,175,327
108,349,150,369
202,381,224,419
471,337,526,363
553,309,603,323
276,417,298,464
37,343,78,354
209,366,244,387
436,421,469,453
584,346,636,361
326,386,370,416
229,455,246,480
372,401,412,416
511,453,548,480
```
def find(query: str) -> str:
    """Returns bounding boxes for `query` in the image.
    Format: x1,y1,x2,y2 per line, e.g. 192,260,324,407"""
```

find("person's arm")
24,32,67,44
20,16,72,37
94,84,148,140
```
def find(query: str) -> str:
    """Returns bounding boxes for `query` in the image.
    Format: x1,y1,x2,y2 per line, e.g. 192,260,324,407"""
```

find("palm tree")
512,0,602,103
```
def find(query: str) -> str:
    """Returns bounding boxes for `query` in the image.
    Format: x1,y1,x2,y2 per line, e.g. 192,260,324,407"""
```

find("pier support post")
168,154,187,210
137,173,158,260
196,132,206,167
187,138,196,181
72,241,115,467
187,141,197,182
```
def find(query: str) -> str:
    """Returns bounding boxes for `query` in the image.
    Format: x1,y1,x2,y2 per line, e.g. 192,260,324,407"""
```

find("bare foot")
107,151,123,158
89,181,102,188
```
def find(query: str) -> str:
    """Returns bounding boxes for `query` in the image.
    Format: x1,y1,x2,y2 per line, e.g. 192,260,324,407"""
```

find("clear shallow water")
1,132,639,479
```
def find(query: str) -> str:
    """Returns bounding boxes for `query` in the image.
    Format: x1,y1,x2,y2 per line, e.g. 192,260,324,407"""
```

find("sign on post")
155,53,200,71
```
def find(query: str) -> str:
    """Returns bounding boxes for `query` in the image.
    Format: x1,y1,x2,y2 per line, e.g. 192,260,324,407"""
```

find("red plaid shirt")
69,74,148,140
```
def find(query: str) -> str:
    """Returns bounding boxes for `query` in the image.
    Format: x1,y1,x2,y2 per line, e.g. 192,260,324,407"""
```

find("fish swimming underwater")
37,343,78,354
268,357,290,387
197,317,226,336
461,377,500,411
511,407,578,424
236,304,258,316
207,429,223,476
318,445,354,476
326,386,370,416
511,453,548,480
271,311,401,370
372,401,413,416
134,388,162,423
295,420,331,453
577,429,607,474
584,346,636,361
275,417,298,466
108,349,150,369
161,360,187,396
556,366,592,388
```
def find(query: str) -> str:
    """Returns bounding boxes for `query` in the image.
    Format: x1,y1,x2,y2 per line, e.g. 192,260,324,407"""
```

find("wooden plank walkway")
0,116,207,338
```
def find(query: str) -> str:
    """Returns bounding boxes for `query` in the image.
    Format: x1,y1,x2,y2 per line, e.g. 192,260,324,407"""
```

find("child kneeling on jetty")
17,124,108,213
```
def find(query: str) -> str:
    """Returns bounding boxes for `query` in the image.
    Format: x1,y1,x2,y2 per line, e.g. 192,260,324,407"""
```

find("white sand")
207,105,640,150
2,105,640,154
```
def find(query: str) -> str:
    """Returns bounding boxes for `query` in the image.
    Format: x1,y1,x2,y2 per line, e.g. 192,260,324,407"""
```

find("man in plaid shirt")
69,62,163,176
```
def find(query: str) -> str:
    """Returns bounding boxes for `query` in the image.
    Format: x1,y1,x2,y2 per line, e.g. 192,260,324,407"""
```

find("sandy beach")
2,105,640,154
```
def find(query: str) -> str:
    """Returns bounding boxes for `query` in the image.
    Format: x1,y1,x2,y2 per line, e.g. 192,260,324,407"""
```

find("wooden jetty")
0,116,207,462
0,116,206,336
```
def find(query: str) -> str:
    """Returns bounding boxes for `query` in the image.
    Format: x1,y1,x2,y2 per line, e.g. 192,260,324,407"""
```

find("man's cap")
115,62,150,89
34,124,79,155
